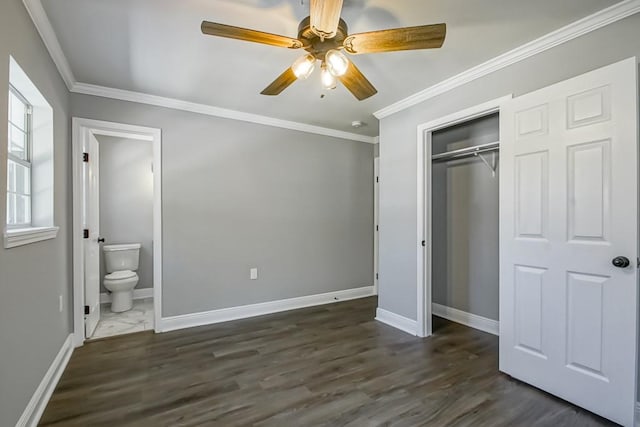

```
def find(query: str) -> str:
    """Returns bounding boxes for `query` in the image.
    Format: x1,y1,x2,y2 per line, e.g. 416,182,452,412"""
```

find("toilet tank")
103,243,141,273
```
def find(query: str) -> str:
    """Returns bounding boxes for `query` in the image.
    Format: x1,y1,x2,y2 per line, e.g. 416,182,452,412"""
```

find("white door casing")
499,57,638,426
83,132,101,338
374,157,379,294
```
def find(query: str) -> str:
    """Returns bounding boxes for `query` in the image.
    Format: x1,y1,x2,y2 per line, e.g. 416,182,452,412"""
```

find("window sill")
4,226,60,249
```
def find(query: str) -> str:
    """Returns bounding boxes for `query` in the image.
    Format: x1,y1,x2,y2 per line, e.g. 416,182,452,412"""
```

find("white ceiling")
41,0,621,137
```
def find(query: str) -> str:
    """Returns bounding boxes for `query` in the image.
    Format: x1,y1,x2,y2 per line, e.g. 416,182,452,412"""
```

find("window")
4,56,58,248
7,85,33,228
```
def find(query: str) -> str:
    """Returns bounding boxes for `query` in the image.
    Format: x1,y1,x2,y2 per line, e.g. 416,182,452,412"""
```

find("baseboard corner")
16,333,74,427
375,307,418,336
432,303,499,336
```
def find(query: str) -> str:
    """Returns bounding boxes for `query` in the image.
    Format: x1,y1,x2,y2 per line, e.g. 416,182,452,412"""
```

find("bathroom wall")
431,114,500,321
71,94,374,318
97,135,154,293
0,0,72,425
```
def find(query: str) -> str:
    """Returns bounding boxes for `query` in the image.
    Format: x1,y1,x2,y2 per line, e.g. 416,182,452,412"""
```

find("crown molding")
71,82,377,143
374,0,640,119
22,0,376,144
22,0,75,90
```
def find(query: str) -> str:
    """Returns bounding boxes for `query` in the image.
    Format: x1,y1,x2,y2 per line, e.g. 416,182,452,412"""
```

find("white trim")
100,288,153,304
374,0,640,119
21,0,75,90
373,157,379,295
415,95,511,338
15,334,74,427
159,286,375,333
72,118,162,347
375,308,417,336
71,83,376,144
4,226,59,248
432,303,499,336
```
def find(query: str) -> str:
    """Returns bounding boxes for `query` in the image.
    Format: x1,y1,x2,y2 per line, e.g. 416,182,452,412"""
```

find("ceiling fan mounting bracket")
297,16,348,59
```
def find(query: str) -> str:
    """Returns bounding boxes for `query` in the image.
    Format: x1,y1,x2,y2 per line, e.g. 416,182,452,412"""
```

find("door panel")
83,132,100,339
500,57,638,426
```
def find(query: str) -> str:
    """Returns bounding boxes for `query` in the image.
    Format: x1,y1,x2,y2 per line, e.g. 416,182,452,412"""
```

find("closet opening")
416,96,510,338
430,113,500,335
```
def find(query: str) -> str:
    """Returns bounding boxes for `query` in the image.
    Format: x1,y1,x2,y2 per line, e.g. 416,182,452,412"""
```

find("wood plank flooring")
40,297,615,426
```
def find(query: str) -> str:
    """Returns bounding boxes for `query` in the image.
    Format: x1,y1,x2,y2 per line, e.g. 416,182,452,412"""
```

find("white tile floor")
91,298,154,339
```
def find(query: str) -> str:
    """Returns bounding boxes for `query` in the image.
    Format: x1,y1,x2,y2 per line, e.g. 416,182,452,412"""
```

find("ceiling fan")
201,0,446,100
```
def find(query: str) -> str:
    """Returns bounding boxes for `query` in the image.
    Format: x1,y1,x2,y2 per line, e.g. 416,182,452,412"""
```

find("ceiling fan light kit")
292,54,316,79
201,0,447,100
325,49,349,77
320,62,338,89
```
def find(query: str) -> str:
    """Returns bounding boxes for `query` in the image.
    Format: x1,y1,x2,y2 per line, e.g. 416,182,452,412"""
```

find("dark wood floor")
40,297,614,426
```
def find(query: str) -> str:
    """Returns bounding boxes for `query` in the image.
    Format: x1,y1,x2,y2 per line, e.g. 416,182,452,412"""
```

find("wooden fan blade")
261,68,298,96
310,0,344,39
343,23,446,54
201,21,303,49
339,61,377,101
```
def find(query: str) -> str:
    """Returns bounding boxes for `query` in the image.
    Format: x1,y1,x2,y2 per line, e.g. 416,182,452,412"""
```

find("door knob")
97,237,105,243
612,256,630,268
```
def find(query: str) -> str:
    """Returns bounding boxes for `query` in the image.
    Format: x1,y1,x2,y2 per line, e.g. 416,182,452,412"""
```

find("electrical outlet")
59,295,63,313
250,268,258,280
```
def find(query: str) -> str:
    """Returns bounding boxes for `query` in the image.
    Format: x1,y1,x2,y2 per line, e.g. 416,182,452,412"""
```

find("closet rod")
431,142,499,162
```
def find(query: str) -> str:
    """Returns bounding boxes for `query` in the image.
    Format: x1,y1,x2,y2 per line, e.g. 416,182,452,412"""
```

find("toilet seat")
105,270,137,280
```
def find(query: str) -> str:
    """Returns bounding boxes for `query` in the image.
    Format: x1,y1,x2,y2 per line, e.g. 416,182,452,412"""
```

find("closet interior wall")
431,113,500,322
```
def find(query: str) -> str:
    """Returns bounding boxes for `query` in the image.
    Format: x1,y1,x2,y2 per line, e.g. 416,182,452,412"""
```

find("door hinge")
83,152,89,162
376,273,379,280
421,240,426,247
376,225,379,231
376,176,379,183
83,229,89,239
84,305,90,315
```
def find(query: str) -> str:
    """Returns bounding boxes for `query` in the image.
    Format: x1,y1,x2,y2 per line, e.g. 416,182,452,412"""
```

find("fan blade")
343,24,446,54
201,21,303,49
339,61,377,101
261,68,298,96
310,0,344,39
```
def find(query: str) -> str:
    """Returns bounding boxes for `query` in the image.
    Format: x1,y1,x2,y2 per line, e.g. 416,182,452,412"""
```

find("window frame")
6,84,33,229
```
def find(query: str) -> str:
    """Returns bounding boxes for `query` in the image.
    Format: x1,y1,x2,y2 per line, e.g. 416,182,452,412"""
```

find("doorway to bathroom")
72,118,162,347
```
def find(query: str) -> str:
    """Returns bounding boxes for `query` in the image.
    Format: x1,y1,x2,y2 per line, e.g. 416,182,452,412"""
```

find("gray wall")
378,13,640,321
431,115,499,320
97,136,153,292
71,94,374,317
0,0,72,425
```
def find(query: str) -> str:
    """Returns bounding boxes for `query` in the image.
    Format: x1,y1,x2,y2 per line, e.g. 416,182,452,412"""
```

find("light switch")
250,268,258,280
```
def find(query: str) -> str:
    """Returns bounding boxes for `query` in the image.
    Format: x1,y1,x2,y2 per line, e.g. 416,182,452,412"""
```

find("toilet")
103,243,141,313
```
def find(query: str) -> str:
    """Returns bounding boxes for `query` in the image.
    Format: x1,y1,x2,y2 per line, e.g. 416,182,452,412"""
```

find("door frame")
374,157,379,295
72,118,162,348
415,95,511,338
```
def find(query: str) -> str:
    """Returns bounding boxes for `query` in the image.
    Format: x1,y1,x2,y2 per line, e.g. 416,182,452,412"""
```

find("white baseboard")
375,308,418,336
432,303,499,336
16,334,74,427
158,286,375,333
100,287,153,304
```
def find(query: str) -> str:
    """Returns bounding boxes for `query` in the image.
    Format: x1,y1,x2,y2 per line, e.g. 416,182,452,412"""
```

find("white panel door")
500,57,638,426
83,132,101,338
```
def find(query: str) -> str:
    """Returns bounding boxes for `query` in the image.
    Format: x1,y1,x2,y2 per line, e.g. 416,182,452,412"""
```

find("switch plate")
250,268,258,280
